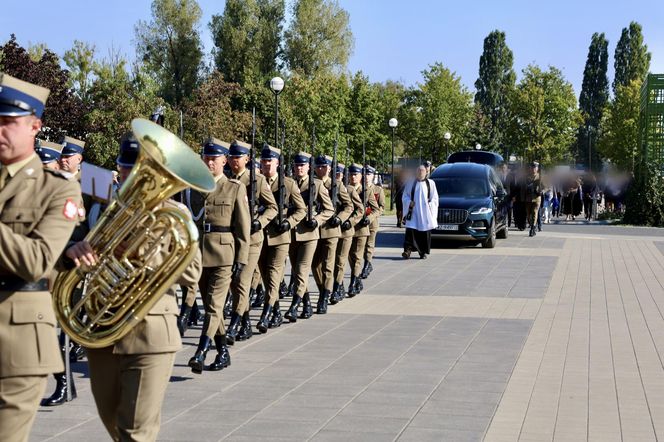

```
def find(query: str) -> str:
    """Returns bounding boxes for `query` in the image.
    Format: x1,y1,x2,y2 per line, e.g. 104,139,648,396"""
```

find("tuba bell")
52,118,215,348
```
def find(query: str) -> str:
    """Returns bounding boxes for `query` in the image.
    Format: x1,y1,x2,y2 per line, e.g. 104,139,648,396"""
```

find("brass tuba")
53,118,215,348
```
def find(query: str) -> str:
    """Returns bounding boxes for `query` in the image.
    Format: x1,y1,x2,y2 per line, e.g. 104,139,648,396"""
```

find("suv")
430,163,509,248
446,151,504,167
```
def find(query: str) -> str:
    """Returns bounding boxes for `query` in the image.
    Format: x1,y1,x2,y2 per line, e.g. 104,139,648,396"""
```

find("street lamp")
475,143,482,151
388,117,398,212
443,132,451,162
270,77,285,147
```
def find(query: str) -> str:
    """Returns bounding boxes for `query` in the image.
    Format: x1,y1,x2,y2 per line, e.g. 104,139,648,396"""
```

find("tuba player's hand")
66,241,98,267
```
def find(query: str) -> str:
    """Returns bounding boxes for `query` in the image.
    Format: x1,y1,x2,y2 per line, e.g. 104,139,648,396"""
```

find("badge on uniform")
63,199,78,220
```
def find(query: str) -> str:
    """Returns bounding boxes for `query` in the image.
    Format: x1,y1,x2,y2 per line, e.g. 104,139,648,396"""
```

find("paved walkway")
30,218,664,441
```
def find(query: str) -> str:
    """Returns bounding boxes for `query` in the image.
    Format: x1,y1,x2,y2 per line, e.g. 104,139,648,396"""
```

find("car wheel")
482,219,497,248
496,223,508,239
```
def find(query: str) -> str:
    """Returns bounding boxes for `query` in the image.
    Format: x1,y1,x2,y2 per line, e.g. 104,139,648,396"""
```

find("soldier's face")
117,165,133,184
315,165,329,179
293,163,309,178
0,115,41,165
60,153,82,172
350,173,361,185
336,172,343,181
366,173,374,183
203,155,227,176
260,158,278,177
228,155,248,173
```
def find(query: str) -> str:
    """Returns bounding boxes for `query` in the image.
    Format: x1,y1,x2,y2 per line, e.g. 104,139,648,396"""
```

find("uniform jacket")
350,183,379,237
342,184,364,239
0,154,81,377
368,184,386,229
202,175,250,267
521,173,542,203
319,176,353,240
231,169,277,246
264,175,306,246
292,176,335,242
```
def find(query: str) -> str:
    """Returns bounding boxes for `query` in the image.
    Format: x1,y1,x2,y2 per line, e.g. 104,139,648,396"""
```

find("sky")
2,0,663,96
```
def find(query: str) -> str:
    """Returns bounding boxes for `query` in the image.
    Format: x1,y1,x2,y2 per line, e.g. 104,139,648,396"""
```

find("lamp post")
443,131,451,162
475,143,482,151
270,77,284,147
389,117,398,211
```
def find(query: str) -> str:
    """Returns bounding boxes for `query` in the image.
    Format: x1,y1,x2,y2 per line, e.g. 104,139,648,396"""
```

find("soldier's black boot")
251,284,265,309
348,276,359,297
285,295,302,323
330,282,340,305
69,342,85,363
300,292,313,319
257,304,271,333
41,372,76,406
366,262,373,277
177,303,192,337
226,312,242,345
269,302,284,328
223,292,232,319
286,280,295,298
529,226,536,237
356,276,364,293
360,261,370,279
317,290,329,314
188,335,212,374
207,335,231,371
247,288,257,310
279,280,288,299
339,281,346,300
188,299,201,326
237,312,253,341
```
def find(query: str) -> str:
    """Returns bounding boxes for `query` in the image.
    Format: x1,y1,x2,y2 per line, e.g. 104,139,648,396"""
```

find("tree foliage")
613,21,651,95
597,79,641,171
63,40,96,104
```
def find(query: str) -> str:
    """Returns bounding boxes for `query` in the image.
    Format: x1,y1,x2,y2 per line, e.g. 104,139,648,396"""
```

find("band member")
188,139,250,373
284,152,334,322
312,155,353,313
347,164,379,297
361,165,384,279
331,163,362,304
226,140,277,342
58,136,85,179
0,73,81,442
62,135,203,441
35,139,63,170
257,145,305,332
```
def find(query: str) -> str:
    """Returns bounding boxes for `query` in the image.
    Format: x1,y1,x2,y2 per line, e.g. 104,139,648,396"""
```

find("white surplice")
402,178,439,231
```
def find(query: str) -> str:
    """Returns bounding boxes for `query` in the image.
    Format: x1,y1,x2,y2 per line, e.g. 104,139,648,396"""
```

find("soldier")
188,140,250,373
331,163,363,304
312,155,353,313
347,164,379,297
35,139,63,170
58,136,85,180
257,145,306,332
226,140,277,342
361,165,384,279
522,161,542,237
0,73,81,442
284,152,334,322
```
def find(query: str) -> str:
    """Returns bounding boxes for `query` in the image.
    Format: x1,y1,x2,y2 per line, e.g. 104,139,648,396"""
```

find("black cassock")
404,228,431,255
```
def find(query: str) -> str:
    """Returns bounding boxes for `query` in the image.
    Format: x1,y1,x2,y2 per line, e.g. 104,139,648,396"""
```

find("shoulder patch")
63,198,78,220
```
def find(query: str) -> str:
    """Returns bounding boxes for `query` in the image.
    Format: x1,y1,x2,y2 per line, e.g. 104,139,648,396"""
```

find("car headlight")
470,207,492,215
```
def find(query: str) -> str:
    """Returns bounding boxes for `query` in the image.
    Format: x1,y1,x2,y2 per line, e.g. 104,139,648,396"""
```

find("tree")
134,0,204,107
474,30,516,156
63,40,97,104
577,32,609,169
597,79,641,171
284,0,353,77
613,21,651,94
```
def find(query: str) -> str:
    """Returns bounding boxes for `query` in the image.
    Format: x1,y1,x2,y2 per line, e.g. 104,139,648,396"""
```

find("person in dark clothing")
395,172,405,227
582,173,597,221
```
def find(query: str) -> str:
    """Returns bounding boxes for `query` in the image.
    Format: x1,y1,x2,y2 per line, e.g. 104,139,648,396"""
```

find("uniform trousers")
288,240,318,297
199,266,232,338
364,223,379,262
525,201,541,229
349,236,368,277
87,348,175,442
259,243,290,306
312,237,339,293
182,284,197,308
0,375,47,442
334,236,353,284
251,268,262,291
231,241,262,314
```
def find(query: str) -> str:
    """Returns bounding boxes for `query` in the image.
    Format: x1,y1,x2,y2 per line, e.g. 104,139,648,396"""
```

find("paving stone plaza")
31,218,664,441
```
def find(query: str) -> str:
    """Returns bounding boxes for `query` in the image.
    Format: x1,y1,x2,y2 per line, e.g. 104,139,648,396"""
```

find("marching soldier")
257,145,306,332
284,152,334,321
188,139,250,373
58,136,85,180
347,164,379,297
226,140,277,342
361,165,384,279
35,139,63,170
312,155,353,313
331,163,363,304
0,73,81,442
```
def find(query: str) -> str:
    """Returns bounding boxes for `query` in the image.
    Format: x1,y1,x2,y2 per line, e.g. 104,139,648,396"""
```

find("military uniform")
522,163,542,237
35,139,64,169
362,167,385,279
285,152,335,322
0,73,81,442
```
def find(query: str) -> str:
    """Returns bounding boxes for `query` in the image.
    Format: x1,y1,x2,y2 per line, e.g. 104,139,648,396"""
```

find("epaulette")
43,168,72,180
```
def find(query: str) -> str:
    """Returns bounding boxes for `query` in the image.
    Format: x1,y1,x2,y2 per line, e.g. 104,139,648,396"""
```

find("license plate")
437,224,458,231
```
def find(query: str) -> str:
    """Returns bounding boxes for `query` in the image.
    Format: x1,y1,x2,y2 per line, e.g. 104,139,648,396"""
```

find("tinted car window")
433,177,489,197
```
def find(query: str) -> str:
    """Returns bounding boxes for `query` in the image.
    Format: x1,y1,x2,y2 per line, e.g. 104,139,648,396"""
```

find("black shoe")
356,278,364,292
300,292,313,319
207,335,231,371
188,300,201,326
317,290,329,314
529,228,535,237
247,288,257,310
269,303,284,328
257,304,271,333
225,312,242,345
188,335,212,374
251,285,265,309
366,262,373,277
330,282,340,305
40,372,76,406
339,282,346,300
284,295,302,323
177,304,192,337
279,280,288,299
69,343,85,363
348,276,359,297
237,312,253,341
223,292,232,319
419,253,427,259
360,261,370,279
402,250,411,259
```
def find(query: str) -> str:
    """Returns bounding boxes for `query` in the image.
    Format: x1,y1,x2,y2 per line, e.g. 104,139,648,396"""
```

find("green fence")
639,74,664,168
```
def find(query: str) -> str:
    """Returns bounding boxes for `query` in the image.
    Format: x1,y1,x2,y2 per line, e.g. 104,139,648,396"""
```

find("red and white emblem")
63,199,78,220
78,207,86,218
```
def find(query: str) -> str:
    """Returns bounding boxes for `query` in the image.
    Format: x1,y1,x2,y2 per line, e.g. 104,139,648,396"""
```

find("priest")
402,165,439,259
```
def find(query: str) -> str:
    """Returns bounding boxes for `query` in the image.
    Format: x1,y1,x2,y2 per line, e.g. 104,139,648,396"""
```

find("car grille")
438,208,468,224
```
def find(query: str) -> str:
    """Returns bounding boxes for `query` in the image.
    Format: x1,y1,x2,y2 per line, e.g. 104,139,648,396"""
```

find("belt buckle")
204,223,211,233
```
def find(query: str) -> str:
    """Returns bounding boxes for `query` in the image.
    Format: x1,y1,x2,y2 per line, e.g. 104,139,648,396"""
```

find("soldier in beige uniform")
257,145,306,332
347,164,379,297
312,155,353,313
361,166,385,279
35,139,63,170
331,163,363,304
0,73,81,442
58,136,85,180
188,141,250,374
284,152,334,322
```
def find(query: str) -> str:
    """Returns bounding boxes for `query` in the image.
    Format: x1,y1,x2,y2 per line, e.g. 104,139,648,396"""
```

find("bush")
623,162,664,226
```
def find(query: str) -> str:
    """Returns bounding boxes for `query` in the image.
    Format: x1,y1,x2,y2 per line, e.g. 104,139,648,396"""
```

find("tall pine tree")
474,30,515,157
613,21,651,95
577,32,609,169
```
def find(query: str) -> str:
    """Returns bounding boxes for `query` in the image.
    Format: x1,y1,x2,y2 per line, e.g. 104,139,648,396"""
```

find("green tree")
284,0,353,77
63,40,97,104
343,72,386,163
577,32,609,169
134,0,204,107
613,21,651,94
474,30,516,156
597,79,641,171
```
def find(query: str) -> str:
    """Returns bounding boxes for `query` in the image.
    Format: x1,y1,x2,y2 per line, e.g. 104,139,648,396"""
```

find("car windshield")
433,177,489,197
